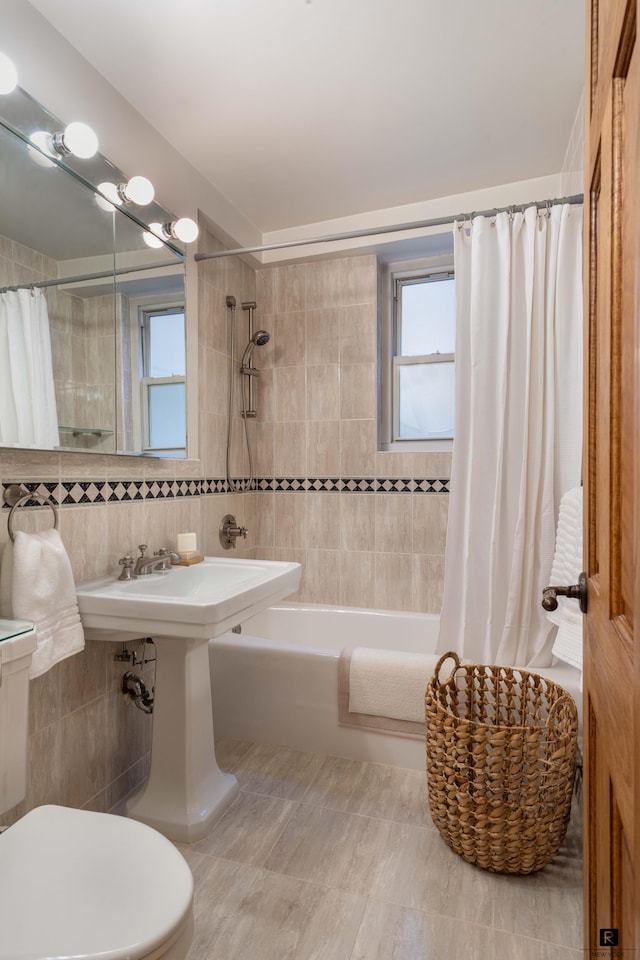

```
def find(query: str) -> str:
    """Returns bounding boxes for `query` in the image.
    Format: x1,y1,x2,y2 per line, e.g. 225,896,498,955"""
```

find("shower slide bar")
0,260,183,294
194,193,584,262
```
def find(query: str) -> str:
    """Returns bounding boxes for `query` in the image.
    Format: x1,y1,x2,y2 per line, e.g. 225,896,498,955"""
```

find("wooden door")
584,0,640,951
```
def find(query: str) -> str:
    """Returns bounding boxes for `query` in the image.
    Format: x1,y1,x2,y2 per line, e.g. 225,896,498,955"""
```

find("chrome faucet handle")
155,547,181,566
220,514,249,549
118,556,137,581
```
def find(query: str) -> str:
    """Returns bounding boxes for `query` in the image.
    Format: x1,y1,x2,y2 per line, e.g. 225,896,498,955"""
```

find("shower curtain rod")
194,193,584,262
0,259,183,294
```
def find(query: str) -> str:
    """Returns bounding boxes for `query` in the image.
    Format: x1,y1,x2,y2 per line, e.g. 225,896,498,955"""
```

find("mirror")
0,85,187,457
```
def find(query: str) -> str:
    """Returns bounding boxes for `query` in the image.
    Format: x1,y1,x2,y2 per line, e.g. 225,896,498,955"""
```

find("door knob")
541,571,588,614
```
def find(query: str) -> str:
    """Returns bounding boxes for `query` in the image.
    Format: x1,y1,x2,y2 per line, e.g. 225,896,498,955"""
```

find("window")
380,257,456,451
140,304,186,456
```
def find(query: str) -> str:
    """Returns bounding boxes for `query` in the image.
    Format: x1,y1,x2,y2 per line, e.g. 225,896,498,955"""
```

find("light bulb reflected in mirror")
0,52,17,94
28,131,56,168
143,223,164,249
95,181,123,212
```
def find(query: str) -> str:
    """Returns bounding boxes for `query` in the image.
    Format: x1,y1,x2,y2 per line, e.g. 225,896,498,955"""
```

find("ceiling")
28,0,585,237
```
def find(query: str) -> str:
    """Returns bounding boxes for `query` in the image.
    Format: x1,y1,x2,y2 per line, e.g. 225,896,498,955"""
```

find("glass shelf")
0,618,34,642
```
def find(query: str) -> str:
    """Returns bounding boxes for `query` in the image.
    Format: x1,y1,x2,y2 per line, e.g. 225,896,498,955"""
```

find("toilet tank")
0,621,36,814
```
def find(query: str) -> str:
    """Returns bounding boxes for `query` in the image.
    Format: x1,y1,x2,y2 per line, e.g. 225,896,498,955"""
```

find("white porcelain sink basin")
76,557,301,641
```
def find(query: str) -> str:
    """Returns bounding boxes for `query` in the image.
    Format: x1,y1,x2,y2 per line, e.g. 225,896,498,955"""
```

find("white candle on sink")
176,532,197,554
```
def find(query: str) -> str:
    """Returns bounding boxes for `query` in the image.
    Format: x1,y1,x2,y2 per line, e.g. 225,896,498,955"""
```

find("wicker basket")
425,651,578,874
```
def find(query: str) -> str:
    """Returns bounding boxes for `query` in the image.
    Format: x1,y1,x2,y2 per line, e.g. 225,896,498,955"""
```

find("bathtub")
208,602,582,771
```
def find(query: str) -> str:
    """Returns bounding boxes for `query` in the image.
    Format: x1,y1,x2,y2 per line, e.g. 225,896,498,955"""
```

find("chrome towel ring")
3,484,59,543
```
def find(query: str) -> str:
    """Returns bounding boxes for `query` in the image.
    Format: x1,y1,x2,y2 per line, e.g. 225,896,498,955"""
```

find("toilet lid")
0,805,193,960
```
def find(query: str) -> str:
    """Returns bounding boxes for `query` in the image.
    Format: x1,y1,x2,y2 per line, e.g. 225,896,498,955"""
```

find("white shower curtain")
0,288,59,449
437,203,583,667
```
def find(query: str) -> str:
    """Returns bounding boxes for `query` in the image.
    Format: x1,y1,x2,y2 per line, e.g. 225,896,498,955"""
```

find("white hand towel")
548,486,584,676
0,529,84,678
348,648,443,723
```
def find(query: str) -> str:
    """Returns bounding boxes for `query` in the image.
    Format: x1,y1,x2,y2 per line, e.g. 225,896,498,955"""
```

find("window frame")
379,255,455,452
126,294,187,457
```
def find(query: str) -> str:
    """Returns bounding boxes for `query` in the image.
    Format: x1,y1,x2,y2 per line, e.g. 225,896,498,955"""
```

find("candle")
176,532,197,554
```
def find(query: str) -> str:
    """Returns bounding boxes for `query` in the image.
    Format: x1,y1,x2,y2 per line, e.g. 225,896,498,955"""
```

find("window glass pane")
147,382,186,448
400,277,455,356
398,361,454,439
147,312,185,377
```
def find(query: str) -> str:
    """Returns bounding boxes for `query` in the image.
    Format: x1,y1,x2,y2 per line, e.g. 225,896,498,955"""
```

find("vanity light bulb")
124,175,155,205
0,53,17,94
143,224,164,249
95,181,123,212
172,217,199,244
63,121,98,159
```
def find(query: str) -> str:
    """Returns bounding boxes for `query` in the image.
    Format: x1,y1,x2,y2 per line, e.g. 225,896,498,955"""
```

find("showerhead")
240,330,271,369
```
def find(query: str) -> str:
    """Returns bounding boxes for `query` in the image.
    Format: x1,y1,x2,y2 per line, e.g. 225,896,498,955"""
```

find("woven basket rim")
426,655,578,733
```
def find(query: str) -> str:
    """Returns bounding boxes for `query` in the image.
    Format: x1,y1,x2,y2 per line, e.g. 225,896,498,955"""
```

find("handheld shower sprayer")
240,330,271,371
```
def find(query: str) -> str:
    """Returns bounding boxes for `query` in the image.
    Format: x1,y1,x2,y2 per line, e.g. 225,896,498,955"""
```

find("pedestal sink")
76,558,301,842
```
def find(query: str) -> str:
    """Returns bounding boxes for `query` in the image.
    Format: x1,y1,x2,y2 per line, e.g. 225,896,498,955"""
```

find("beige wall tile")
60,697,107,808
273,264,306,313
306,421,340,477
255,419,274,476
374,553,414,611
340,420,376,477
412,494,449,555
413,554,446,614
26,723,63,813
306,364,340,421
339,551,377,609
273,422,307,477
253,492,275,547
375,494,414,554
255,267,275,314
340,494,376,552
340,304,377,365
300,549,342,603
374,452,414,479
273,312,305,367
412,449,453,478
306,493,340,550
340,363,376,420
274,492,306,548
306,308,340,364
274,366,306,422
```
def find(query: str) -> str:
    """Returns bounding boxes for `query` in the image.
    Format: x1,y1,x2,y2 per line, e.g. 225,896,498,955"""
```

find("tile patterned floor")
178,738,583,960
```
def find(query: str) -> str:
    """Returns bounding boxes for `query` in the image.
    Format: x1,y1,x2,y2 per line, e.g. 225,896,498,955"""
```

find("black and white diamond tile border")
2,476,450,511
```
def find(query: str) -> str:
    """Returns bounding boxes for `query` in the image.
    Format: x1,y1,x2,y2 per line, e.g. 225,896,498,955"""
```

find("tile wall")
253,256,451,612
0,229,449,825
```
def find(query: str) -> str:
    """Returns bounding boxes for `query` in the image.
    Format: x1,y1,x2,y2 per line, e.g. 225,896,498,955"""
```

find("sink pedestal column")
126,635,238,842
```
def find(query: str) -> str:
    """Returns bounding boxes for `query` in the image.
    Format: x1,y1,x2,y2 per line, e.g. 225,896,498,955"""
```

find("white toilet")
0,621,194,960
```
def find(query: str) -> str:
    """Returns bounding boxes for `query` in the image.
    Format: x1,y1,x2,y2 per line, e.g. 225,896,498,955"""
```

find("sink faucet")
133,544,180,576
